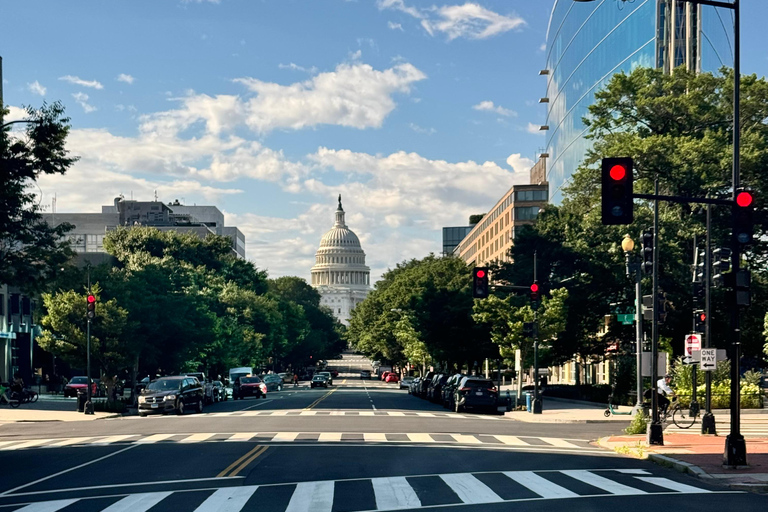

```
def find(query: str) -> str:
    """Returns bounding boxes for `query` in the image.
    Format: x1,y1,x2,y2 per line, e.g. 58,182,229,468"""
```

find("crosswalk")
0,431,596,451
664,414,768,437
136,409,504,420
0,469,722,511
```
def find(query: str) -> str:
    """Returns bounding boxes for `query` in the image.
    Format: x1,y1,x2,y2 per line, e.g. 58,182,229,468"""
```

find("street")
2,354,764,511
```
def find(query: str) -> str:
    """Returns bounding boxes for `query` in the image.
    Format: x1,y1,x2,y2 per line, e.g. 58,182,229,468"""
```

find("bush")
93,400,127,413
624,410,649,435
670,357,763,409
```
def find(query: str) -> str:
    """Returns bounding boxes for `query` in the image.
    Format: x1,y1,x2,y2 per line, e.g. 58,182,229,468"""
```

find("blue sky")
2,0,767,282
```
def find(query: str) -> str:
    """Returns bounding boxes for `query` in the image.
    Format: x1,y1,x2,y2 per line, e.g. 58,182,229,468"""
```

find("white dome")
320,226,361,248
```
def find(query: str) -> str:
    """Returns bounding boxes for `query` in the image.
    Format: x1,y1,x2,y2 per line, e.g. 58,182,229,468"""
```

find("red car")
63,377,99,398
381,371,393,381
385,373,400,383
233,376,267,400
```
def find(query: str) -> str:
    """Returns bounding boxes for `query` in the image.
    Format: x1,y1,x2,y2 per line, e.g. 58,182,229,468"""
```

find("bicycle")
1,391,21,408
663,396,699,429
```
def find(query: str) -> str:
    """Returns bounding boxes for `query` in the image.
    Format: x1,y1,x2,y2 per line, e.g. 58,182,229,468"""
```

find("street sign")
683,334,702,365
617,314,634,325
691,349,727,363
699,348,717,371
537,368,549,376
0,332,17,339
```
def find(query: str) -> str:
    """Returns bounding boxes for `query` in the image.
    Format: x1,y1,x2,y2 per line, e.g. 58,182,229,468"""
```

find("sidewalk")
504,396,634,423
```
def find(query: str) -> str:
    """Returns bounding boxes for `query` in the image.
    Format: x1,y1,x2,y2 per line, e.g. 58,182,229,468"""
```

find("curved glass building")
543,0,734,204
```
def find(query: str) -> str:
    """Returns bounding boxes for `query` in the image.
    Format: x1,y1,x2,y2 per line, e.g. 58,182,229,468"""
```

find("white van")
228,367,253,386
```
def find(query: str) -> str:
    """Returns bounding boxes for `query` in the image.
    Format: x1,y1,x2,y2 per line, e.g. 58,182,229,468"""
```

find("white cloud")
59,75,104,89
527,122,544,134
379,1,524,40
506,153,534,174
27,81,46,96
5,105,28,124
409,123,436,134
72,92,97,113
234,61,426,133
472,100,516,117
116,73,135,84
278,63,318,74
388,21,404,31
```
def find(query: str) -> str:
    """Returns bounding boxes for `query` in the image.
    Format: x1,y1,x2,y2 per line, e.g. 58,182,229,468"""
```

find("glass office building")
543,0,734,204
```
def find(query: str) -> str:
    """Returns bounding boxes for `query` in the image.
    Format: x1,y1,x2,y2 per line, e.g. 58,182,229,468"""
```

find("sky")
2,0,767,284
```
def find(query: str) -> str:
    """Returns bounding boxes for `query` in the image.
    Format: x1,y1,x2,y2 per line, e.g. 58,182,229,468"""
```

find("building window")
514,206,540,221
515,190,547,202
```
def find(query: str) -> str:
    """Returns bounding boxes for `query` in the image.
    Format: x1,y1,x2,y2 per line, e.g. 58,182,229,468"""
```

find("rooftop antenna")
154,190,158,202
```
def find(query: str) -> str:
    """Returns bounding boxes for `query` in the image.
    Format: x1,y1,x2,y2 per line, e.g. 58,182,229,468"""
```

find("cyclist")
657,374,675,417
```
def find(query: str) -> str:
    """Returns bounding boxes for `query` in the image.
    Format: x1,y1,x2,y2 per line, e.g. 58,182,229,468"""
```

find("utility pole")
701,205,716,434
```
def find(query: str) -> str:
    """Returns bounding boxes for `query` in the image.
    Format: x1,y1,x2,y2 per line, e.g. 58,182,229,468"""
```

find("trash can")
76,389,87,412
524,392,532,412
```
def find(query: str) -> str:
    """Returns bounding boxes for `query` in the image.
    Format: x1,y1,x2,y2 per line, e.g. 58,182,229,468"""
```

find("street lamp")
573,0,745,467
621,234,644,415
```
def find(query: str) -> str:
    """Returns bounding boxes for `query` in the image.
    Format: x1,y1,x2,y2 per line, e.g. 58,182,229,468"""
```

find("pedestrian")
293,373,299,387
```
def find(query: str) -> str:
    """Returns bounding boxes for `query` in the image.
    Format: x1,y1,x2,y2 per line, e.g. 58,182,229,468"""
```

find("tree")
0,103,77,291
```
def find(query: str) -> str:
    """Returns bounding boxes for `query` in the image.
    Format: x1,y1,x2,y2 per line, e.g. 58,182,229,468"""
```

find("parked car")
63,376,99,398
427,374,449,403
184,372,215,405
262,374,284,392
441,373,465,409
138,376,204,416
417,372,435,397
211,380,228,402
360,370,371,380
400,376,414,389
453,377,498,414
316,371,333,386
311,375,329,388
408,376,421,395
385,373,399,383
380,371,393,381
233,376,267,400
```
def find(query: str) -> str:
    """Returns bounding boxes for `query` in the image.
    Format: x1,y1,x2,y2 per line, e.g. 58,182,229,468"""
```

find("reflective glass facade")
544,0,734,204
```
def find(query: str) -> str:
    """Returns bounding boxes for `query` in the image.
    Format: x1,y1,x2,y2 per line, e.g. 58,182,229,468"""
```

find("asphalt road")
3,356,765,510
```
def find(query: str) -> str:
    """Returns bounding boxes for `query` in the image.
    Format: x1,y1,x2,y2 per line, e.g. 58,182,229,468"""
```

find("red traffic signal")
699,312,706,322
87,295,96,303
475,269,486,279
472,267,489,299
601,157,634,225
530,282,540,303
736,191,753,208
530,283,539,293
733,188,754,245
86,294,96,319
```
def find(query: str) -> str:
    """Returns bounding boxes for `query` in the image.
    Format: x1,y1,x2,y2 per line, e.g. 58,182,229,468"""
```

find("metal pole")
702,204,716,434
635,263,643,413
648,179,663,445
84,267,94,415
725,0,746,467
532,251,542,414
690,233,699,416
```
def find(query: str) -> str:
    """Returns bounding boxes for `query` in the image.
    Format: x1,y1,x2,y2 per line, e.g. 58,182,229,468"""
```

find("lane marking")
217,445,264,478
226,433,256,442
303,387,338,410
13,498,78,511
439,473,503,503
0,444,139,497
135,434,175,444
4,440,52,451
635,477,712,493
317,433,341,442
561,470,647,495
181,433,215,443
502,470,579,499
46,437,93,448
228,447,269,478
272,433,299,442
193,486,259,511
371,476,421,510
90,435,137,445
363,433,388,442
450,434,482,444
493,435,529,446
101,491,172,512
539,437,581,449
285,481,334,512
1,477,245,499
406,433,435,443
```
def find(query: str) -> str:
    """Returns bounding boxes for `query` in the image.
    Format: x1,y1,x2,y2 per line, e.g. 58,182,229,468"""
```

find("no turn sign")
683,334,702,365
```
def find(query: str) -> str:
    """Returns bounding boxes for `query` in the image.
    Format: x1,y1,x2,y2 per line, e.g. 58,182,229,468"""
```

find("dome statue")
310,196,370,325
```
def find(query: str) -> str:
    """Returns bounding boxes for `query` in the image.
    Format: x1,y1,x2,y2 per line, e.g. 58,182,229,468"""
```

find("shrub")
624,410,649,435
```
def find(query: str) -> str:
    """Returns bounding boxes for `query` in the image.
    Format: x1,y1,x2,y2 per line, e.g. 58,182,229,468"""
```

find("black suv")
138,376,204,416
453,377,498,414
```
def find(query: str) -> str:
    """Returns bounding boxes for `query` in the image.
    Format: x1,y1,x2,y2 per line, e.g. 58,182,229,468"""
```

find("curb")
646,452,768,493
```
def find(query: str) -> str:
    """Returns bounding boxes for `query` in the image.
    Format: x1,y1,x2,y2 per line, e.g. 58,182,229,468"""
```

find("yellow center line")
217,445,264,478
303,387,338,410
228,446,269,477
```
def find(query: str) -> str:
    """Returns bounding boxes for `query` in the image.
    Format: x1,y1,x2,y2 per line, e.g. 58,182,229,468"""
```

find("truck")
228,367,253,386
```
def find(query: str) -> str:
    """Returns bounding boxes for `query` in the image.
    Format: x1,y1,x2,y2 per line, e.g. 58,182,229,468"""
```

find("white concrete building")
310,196,370,325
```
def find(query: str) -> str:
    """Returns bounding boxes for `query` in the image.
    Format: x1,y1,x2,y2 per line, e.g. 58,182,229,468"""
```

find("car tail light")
260,384,266,391
488,386,497,392
459,387,471,392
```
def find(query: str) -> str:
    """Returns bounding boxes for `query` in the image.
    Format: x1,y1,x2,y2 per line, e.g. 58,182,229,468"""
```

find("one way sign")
699,348,717,371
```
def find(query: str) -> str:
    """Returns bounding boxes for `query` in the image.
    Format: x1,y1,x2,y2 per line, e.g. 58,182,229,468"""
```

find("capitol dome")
311,195,370,325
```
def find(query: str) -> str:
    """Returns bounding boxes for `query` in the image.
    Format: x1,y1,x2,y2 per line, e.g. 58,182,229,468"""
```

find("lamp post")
621,235,644,414
573,0,744,466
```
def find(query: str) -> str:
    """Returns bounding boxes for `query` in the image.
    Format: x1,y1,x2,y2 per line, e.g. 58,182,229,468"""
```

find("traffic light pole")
702,204,716,434
85,267,94,415
531,251,542,414
648,179,663,445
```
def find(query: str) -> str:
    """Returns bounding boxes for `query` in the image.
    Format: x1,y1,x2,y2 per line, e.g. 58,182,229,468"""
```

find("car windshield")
313,376,326,381
70,377,88,384
146,379,182,391
264,375,280,382
240,377,261,384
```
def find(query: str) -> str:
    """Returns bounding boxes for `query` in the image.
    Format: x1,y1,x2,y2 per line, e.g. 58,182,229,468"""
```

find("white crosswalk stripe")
3,469,716,512
0,432,595,451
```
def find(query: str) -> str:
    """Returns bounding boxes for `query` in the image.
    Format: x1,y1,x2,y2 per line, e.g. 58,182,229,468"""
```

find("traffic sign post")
700,349,717,371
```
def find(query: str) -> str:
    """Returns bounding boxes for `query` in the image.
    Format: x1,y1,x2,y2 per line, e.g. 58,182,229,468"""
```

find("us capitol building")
310,196,370,325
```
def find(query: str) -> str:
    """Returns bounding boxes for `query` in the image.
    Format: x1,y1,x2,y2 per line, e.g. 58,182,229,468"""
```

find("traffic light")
694,310,706,333
530,282,540,305
472,267,489,298
522,322,534,338
692,282,705,308
735,269,751,307
657,291,669,324
601,157,634,225
641,228,654,274
86,294,96,319
732,188,754,245
712,247,731,288
694,250,705,284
